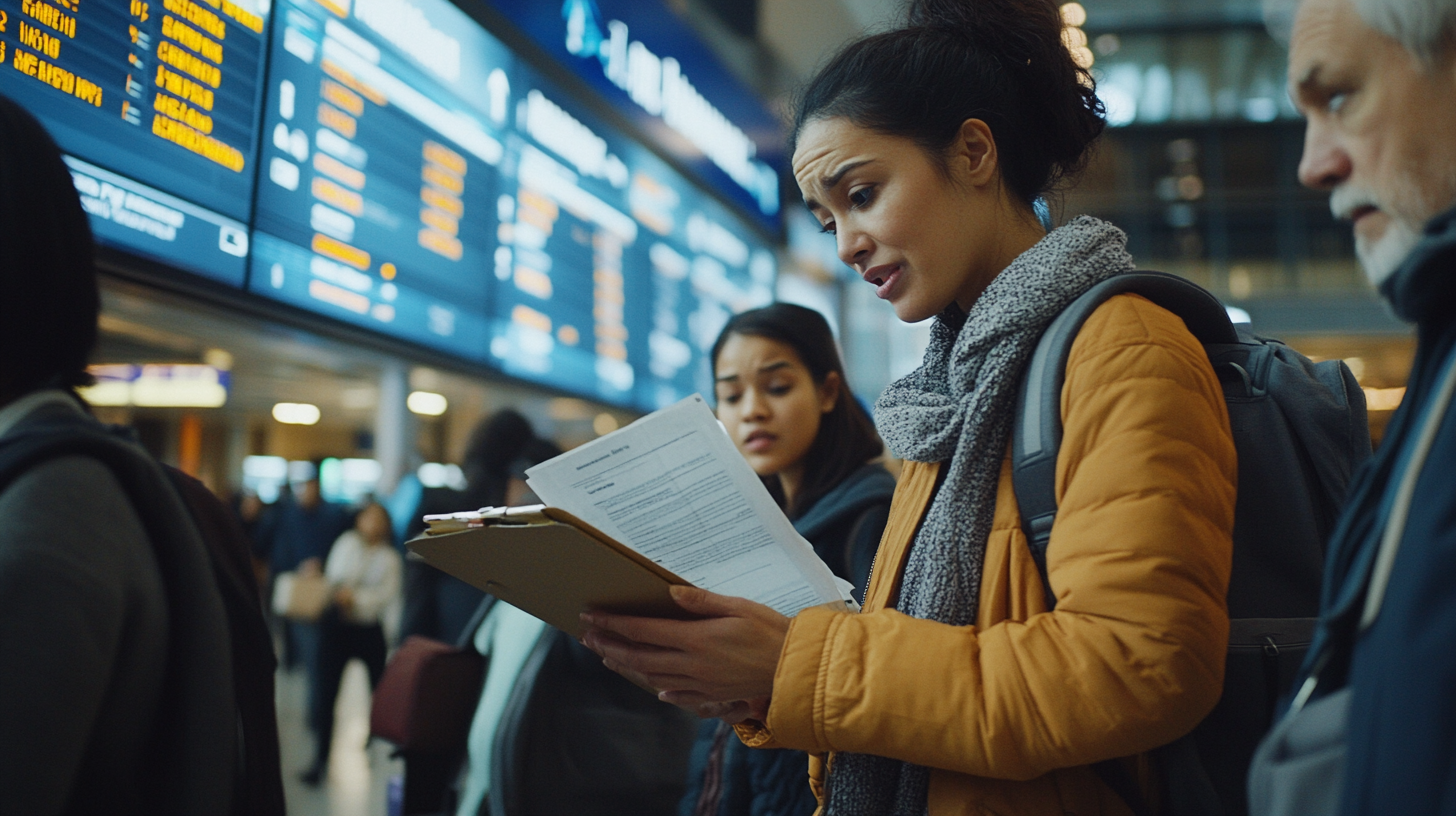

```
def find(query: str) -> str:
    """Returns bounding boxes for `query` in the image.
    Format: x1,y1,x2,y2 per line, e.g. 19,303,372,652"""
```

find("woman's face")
793,117,1006,323
713,334,839,482
356,504,390,545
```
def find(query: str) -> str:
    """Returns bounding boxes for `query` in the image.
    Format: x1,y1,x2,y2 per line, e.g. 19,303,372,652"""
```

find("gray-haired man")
1250,0,1456,814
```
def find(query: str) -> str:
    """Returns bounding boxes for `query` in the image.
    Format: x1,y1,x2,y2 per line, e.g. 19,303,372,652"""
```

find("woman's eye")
767,383,793,396
819,220,836,235
1328,92,1349,114
717,392,741,405
849,186,875,208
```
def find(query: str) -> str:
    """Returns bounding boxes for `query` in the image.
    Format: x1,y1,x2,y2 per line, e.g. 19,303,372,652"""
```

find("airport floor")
276,661,401,816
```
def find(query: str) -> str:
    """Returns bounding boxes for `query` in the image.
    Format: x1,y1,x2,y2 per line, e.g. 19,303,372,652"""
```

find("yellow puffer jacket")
737,293,1238,816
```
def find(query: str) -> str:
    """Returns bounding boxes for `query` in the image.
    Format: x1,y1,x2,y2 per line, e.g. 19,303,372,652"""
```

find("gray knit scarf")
825,216,1133,815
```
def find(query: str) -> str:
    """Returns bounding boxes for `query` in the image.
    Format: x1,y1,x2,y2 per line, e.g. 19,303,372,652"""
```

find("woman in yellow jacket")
579,0,1237,813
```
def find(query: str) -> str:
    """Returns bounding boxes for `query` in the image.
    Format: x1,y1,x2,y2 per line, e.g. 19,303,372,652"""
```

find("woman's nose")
739,388,769,419
837,225,872,270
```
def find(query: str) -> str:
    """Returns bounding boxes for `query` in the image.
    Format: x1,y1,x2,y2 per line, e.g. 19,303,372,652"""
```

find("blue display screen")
488,0,785,237
249,0,773,407
2,0,777,409
0,0,269,285
249,0,509,361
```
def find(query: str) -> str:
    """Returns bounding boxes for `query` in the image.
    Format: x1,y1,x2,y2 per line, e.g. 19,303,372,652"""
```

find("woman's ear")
818,371,842,414
952,118,999,188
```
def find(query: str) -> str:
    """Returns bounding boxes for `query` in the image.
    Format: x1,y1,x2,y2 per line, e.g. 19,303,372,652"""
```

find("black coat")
1299,205,1456,816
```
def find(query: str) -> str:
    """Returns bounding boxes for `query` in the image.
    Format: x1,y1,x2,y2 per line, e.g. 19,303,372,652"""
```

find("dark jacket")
0,395,238,814
680,463,897,816
1295,206,1456,816
263,495,353,575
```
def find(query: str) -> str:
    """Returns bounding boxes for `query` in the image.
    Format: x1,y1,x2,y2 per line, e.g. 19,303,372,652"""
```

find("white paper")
526,395,853,616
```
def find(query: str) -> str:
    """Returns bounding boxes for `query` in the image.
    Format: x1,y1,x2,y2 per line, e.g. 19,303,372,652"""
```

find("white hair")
1356,0,1456,62
1265,0,1456,63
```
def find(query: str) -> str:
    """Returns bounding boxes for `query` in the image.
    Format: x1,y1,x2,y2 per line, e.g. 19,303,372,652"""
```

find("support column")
374,360,414,497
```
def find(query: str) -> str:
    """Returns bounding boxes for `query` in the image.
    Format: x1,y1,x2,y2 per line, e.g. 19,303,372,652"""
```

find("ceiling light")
407,390,448,416
273,402,321,425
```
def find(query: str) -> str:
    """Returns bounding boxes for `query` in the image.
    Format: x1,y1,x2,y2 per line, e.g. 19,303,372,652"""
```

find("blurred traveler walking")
578,1,1239,814
302,502,402,785
1248,1,1456,814
264,461,351,673
681,303,895,816
0,93,240,814
401,409,536,644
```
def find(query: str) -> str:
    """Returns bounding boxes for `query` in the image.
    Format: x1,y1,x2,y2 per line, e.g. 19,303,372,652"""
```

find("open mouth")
862,264,903,299
744,430,775,452
863,264,899,287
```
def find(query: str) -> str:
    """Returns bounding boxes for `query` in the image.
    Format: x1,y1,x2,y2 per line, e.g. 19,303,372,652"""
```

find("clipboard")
406,505,692,638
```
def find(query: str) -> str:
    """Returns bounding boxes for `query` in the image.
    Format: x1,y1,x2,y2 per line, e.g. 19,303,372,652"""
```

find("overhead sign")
81,363,230,407
486,0,784,235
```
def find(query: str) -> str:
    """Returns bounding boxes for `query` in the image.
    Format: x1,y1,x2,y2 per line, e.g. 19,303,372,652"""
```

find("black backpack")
1011,272,1371,816
0,407,284,815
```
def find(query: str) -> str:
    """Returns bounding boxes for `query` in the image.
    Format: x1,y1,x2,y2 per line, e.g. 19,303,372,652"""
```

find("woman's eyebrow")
823,159,871,192
803,159,873,212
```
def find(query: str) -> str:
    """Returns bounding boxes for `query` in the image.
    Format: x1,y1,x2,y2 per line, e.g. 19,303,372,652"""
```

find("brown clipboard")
406,506,692,638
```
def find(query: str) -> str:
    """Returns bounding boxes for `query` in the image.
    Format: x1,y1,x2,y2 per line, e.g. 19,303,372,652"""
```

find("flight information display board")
491,72,774,408
250,0,773,408
250,0,510,361
1,0,777,410
0,0,269,285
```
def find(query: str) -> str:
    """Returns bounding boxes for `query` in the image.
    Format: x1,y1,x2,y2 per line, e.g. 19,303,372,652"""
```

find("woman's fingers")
668,585,756,617
581,610,696,650
582,627,695,677
577,592,791,703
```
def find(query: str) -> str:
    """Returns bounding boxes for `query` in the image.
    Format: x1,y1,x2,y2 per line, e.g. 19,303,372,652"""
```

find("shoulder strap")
1011,272,1236,609
1011,272,1234,816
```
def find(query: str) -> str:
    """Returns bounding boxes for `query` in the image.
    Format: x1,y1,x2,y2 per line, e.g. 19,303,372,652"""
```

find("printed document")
526,395,854,616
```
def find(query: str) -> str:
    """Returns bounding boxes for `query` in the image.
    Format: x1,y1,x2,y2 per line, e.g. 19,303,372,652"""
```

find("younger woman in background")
681,302,895,816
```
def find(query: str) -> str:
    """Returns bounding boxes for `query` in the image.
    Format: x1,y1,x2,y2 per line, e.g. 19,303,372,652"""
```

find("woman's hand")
579,585,789,715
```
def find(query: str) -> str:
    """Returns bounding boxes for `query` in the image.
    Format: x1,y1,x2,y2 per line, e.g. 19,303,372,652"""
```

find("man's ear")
951,118,1000,188
818,371,842,414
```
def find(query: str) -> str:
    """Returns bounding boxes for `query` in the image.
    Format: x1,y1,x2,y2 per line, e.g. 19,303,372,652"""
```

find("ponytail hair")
791,0,1105,205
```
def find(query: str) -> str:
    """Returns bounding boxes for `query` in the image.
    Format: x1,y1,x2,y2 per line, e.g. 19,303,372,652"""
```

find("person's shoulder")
0,453,131,516
1068,291,1211,379
0,455,151,580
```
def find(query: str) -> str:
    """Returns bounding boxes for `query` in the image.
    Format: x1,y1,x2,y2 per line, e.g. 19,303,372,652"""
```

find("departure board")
0,0,268,284
492,66,774,408
248,0,773,408
0,0,778,409
249,0,511,360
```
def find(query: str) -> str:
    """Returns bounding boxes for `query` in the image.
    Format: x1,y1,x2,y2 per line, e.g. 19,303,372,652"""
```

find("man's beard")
1354,217,1423,289
1330,185,1425,289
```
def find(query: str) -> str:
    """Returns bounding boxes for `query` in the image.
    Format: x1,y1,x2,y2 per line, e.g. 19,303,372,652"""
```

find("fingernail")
670,585,688,599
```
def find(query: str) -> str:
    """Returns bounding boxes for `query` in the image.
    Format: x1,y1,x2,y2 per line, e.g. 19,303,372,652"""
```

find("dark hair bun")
793,0,1105,204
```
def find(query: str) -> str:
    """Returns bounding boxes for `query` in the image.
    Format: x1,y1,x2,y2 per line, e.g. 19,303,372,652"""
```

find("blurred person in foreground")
302,501,402,785
680,303,895,816
1249,0,1456,813
401,409,537,644
0,93,239,813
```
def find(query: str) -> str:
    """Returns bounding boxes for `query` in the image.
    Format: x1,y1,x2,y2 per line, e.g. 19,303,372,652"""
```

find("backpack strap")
1010,273,1236,816
1012,272,1236,608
